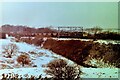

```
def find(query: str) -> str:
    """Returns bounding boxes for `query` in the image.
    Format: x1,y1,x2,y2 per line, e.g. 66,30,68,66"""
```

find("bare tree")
2,43,19,58
45,59,82,80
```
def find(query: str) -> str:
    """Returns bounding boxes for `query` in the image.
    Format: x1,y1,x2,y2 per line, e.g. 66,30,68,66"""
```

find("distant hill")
0,24,57,34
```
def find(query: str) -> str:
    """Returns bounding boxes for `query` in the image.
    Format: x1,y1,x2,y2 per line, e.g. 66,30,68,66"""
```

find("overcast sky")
0,2,118,29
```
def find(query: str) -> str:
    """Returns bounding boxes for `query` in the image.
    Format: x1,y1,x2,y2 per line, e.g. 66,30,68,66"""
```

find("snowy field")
0,37,119,79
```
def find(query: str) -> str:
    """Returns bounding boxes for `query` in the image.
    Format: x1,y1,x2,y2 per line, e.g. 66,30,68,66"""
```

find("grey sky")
1,2,118,29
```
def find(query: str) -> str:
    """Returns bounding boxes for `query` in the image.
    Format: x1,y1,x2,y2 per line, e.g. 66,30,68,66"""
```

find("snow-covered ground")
0,37,119,79
81,68,119,78
0,37,74,78
53,38,93,41
53,38,120,44
0,68,119,79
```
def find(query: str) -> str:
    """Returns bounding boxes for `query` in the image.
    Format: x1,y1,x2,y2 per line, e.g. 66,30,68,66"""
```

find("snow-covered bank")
52,38,93,41
0,38,72,68
52,38,120,44
0,38,119,79
0,38,74,78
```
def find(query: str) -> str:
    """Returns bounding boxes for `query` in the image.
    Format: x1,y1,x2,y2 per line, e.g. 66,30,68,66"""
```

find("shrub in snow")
45,59,82,80
2,43,19,58
37,52,46,57
28,51,37,54
0,64,13,69
17,54,31,67
41,64,46,68
88,42,120,68
84,58,116,68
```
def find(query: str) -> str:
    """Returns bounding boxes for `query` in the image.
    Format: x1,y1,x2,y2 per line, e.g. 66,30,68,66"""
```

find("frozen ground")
0,37,119,79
